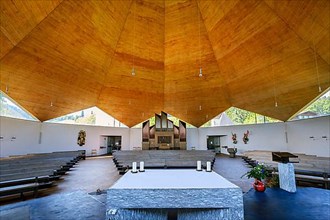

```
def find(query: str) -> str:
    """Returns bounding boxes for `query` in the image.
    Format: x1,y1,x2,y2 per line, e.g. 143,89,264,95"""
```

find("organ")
142,112,187,150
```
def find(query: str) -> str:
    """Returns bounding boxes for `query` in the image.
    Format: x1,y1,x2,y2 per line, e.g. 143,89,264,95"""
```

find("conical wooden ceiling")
0,0,329,127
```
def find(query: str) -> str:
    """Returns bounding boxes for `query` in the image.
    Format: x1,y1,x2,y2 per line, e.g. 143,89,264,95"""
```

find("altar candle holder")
131,162,138,173
139,161,145,172
197,161,202,171
206,161,212,172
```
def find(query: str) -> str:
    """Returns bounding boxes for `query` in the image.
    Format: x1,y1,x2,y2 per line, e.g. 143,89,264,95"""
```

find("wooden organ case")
142,112,187,150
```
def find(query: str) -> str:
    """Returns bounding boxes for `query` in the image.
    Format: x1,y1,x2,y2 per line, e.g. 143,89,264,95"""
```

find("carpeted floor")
244,187,330,220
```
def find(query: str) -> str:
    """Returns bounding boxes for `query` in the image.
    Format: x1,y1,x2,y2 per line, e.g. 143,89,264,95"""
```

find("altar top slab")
110,169,239,189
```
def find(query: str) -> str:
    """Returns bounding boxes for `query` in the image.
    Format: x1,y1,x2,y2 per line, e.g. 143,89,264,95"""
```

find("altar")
106,169,244,220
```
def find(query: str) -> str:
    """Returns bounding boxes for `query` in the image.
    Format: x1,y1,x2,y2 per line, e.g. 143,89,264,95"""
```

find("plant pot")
253,179,266,192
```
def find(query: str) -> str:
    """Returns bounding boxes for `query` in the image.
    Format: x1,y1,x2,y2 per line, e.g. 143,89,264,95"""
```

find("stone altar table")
106,169,243,220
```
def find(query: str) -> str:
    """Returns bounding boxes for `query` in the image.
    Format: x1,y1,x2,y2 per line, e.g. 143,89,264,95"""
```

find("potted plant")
241,163,270,192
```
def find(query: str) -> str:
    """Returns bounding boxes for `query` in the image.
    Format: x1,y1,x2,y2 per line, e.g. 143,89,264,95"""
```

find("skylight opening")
0,91,38,121
202,107,281,127
290,91,330,121
46,106,128,127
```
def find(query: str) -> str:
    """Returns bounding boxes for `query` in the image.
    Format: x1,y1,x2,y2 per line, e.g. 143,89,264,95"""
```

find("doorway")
104,136,121,154
207,135,224,153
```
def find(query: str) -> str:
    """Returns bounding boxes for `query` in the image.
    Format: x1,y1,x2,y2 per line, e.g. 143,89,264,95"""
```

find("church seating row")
112,150,216,174
0,150,85,200
242,150,329,189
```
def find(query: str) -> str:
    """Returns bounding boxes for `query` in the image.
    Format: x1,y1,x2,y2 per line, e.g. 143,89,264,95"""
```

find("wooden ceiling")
0,0,329,127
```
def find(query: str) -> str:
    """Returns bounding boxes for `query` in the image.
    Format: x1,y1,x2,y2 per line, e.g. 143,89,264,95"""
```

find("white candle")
206,161,211,172
132,162,137,173
197,161,202,171
139,161,145,172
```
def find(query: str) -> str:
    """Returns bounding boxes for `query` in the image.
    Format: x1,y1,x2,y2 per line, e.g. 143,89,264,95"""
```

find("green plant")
241,163,270,180
265,173,279,188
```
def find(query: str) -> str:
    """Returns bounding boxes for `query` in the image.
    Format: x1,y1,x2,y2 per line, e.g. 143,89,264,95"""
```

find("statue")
77,130,86,146
231,132,238,144
243,130,249,144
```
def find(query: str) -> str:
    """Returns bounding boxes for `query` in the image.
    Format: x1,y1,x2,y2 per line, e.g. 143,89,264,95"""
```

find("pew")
113,150,216,174
0,176,54,199
0,150,85,200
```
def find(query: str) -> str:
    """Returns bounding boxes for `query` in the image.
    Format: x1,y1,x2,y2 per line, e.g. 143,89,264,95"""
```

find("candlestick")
206,161,211,172
197,161,202,171
139,161,145,172
132,162,137,173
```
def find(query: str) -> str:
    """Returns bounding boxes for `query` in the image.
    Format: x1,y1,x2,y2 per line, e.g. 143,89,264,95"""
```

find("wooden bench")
113,150,216,174
0,177,54,199
295,169,329,189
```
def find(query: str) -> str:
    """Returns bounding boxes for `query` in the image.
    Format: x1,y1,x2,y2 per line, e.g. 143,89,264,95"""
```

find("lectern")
272,152,298,193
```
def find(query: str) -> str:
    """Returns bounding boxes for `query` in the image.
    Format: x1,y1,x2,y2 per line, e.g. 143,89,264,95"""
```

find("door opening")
104,136,121,154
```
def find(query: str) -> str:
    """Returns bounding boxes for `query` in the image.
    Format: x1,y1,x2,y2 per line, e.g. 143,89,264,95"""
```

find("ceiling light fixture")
313,40,322,93
311,16,321,93
131,1,136,76
198,1,203,78
271,42,278,108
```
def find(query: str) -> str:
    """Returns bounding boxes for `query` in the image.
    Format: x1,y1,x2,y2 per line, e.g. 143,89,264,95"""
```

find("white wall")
1,116,329,157
187,116,329,157
129,128,142,150
0,116,130,157
286,116,330,157
0,117,41,156
187,128,199,150
196,122,288,155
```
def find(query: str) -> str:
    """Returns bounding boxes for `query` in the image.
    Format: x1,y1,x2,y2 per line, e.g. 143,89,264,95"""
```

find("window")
46,106,127,127
0,91,38,121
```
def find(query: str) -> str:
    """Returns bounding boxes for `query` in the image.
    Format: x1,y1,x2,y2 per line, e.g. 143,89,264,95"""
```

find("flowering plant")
231,132,237,144
241,163,270,180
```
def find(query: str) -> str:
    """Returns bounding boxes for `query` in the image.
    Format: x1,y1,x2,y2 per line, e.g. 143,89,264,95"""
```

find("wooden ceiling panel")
0,47,103,121
164,0,230,127
17,0,131,80
0,0,131,121
218,20,309,84
97,0,165,127
264,0,330,64
200,0,278,60
229,48,329,121
0,31,14,59
97,86,163,127
0,0,328,126
0,0,63,45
